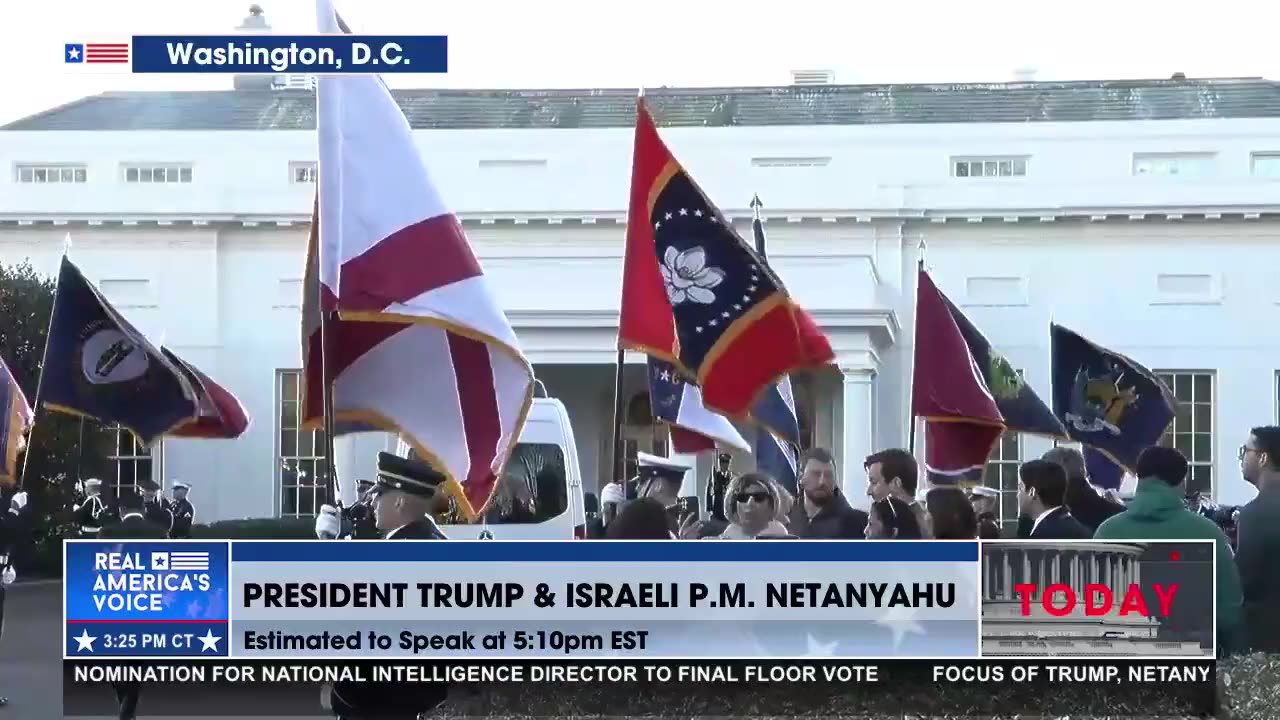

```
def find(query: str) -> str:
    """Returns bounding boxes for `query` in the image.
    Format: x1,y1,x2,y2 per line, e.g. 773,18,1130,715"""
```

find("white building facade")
3,77,1279,523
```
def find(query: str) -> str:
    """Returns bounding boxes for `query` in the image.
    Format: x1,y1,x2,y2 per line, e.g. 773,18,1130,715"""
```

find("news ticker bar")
62,659,1217,718
66,540,1216,660
68,36,448,73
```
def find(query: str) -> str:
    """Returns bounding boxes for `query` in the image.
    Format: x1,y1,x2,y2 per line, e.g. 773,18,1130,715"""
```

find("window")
290,162,317,183
982,432,1022,530
277,369,328,517
123,164,192,184
750,157,831,168
103,424,156,498
1251,153,1280,178
952,156,1028,178
1156,371,1214,495
1133,153,1215,178
15,163,87,183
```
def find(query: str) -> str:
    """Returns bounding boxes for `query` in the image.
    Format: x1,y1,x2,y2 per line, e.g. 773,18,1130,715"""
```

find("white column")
983,554,991,600
1002,550,1012,600
838,367,876,505
1133,557,1141,587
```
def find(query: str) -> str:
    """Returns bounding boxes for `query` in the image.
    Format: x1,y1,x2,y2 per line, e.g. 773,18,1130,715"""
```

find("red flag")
912,268,1004,486
162,349,250,439
618,99,833,417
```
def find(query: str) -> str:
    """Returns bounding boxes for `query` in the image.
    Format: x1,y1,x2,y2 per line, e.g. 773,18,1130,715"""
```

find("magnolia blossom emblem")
660,246,724,305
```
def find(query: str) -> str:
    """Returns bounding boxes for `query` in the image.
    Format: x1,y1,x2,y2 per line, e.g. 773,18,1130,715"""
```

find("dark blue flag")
1050,323,1176,471
1084,445,1125,491
41,256,198,445
940,294,1066,438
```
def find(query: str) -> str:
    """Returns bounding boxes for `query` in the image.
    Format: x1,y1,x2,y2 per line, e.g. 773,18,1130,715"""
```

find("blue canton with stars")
647,357,688,426
65,44,84,63
651,173,782,373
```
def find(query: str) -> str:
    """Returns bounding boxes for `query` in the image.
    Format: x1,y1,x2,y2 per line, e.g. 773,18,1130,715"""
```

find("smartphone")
677,496,699,519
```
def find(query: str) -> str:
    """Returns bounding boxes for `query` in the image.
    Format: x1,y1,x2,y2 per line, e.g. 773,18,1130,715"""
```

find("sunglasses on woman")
735,491,771,504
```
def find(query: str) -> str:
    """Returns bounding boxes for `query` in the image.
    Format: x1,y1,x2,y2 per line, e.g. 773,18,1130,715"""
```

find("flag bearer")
140,478,174,536
167,480,195,538
328,452,449,719
72,478,109,537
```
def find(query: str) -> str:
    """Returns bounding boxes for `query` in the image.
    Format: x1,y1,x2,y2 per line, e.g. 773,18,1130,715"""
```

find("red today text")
1012,583,1179,617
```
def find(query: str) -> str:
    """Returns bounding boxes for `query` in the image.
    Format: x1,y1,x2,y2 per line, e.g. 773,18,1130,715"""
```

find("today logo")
1013,583,1179,617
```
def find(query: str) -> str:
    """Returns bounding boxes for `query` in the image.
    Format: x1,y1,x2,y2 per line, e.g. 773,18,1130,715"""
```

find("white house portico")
4,64,1280,521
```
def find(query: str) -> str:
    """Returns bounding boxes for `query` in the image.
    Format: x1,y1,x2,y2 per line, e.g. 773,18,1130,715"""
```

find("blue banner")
130,35,447,74
65,541,230,658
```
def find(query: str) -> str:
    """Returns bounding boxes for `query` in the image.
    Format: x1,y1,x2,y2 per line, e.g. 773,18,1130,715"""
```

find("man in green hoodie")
1094,446,1244,655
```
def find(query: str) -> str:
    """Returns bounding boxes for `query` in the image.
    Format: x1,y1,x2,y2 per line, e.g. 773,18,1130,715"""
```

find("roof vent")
1012,66,1037,82
1171,72,1187,80
234,5,273,90
791,69,834,86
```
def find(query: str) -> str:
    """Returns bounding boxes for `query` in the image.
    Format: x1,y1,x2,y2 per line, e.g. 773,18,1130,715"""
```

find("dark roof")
7,77,1280,131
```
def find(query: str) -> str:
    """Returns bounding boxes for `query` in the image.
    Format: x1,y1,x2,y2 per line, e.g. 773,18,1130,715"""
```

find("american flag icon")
151,551,209,572
64,43,129,64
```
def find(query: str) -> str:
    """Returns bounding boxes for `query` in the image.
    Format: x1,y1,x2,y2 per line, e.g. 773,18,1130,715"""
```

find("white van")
419,389,587,539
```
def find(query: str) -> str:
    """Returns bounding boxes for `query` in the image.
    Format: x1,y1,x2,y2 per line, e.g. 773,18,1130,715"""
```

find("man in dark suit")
140,479,174,537
98,490,167,719
1237,425,1280,652
329,452,448,719
1042,446,1124,534
1016,459,1090,540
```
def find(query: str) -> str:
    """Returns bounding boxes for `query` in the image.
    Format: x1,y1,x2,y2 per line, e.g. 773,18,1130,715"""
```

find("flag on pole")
0,356,33,487
911,268,1004,486
647,357,748,454
161,348,251,439
1050,323,1175,475
617,98,833,418
747,201,801,495
40,256,198,445
303,0,535,521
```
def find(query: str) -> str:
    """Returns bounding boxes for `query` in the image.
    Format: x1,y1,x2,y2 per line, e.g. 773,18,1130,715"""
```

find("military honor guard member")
632,452,692,537
314,479,380,540
167,480,195,538
72,478,110,537
328,452,448,719
140,479,174,536
98,490,168,719
0,489,28,707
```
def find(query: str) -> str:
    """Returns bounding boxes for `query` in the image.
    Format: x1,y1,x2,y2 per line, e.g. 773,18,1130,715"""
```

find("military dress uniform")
342,479,380,540
0,490,28,707
328,453,448,719
167,481,195,538
99,493,169,720
140,479,174,537
72,479,110,537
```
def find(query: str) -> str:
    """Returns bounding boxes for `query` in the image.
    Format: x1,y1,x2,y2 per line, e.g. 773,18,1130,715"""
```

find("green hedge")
189,517,317,539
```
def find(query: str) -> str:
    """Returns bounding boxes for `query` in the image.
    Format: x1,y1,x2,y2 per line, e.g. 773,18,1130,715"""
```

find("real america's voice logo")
65,542,231,658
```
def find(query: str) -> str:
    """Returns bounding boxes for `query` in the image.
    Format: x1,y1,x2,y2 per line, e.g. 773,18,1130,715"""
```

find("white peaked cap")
172,481,191,490
969,486,999,499
635,452,692,473
83,478,102,487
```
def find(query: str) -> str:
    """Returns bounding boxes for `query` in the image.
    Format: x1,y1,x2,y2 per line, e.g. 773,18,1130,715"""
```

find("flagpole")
17,247,70,490
613,86,647,502
907,240,926,455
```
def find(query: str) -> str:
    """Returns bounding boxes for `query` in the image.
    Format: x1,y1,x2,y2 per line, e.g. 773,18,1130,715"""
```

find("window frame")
1154,370,1215,496
121,163,194,184
951,156,1029,179
275,369,329,518
14,163,88,184
1131,152,1216,178
1251,152,1280,178
290,162,318,184
102,424,160,499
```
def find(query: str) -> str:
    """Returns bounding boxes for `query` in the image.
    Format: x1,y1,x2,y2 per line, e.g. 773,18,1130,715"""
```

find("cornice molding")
1,207,1279,228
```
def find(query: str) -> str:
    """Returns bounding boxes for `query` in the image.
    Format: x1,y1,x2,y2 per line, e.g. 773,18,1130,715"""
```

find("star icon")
875,605,925,651
805,633,837,657
658,369,670,382
73,629,97,652
65,44,82,62
198,629,221,652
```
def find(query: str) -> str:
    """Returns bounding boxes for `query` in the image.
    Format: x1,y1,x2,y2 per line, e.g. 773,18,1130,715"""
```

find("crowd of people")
589,426,1280,657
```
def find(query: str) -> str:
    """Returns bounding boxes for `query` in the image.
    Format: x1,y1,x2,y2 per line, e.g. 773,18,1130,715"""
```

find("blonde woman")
716,472,790,539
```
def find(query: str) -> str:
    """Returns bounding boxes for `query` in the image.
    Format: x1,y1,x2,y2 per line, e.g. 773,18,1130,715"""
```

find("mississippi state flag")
647,357,748,454
301,0,534,520
912,268,1004,486
161,348,251,440
618,99,833,417
0,355,32,487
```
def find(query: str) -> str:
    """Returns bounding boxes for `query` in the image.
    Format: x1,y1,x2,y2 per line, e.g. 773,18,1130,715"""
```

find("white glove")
315,505,341,539
2,566,15,585
10,491,27,513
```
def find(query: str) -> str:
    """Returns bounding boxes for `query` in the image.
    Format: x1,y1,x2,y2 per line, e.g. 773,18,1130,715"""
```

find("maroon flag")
911,269,1004,486
162,348,250,440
